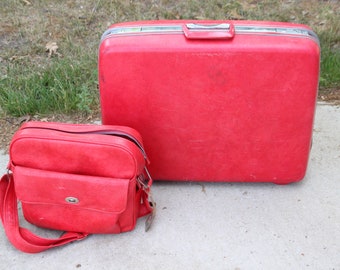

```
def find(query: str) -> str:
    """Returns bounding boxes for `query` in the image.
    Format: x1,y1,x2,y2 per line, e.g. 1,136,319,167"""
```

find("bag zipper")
21,126,149,163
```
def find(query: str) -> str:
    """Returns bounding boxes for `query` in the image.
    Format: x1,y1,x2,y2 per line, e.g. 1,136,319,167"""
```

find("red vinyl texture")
99,20,320,183
9,122,148,234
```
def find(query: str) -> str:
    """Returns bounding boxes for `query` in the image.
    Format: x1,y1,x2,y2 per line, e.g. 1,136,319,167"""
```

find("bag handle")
0,174,88,253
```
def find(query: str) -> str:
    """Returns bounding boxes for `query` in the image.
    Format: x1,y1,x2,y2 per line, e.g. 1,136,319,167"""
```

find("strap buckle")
137,167,152,190
6,169,12,181
137,167,156,232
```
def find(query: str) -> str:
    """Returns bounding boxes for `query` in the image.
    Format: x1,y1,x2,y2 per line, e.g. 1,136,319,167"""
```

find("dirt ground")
0,113,101,153
319,88,340,103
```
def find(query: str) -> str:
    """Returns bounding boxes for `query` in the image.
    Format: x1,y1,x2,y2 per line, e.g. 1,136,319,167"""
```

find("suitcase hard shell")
98,20,320,184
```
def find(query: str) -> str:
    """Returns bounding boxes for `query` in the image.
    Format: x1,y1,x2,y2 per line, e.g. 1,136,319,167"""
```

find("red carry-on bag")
98,20,320,184
0,122,154,253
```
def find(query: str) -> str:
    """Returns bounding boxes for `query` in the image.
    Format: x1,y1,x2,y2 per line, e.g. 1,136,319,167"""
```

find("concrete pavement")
0,102,339,270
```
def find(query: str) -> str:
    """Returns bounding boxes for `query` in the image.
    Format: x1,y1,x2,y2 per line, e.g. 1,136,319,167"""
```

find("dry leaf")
9,55,29,61
302,10,309,16
228,9,244,20
22,0,32,5
45,41,61,58
18,115,31,124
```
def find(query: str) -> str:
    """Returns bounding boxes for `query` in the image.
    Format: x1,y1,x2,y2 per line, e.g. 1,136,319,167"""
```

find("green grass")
318,22,340,91
0,55,98,117
320,47,340,90
0,0,339,117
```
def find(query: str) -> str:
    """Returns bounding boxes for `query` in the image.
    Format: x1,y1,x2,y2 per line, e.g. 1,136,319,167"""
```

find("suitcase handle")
183,23,235,40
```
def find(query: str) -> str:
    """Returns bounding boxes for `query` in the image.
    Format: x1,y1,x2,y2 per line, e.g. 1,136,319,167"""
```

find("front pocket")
13,166,135,234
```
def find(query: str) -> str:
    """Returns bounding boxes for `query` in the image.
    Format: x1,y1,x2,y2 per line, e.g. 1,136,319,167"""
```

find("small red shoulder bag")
0,122,155,253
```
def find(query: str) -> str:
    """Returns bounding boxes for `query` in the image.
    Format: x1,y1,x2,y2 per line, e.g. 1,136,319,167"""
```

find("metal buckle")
6,169,11,180
137,167,153,190
137,174,149,190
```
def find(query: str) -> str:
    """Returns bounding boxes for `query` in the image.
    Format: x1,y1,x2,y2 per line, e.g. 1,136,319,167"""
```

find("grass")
0,55,98,116
0,0,339,117
318,22,340,90
320,46,340,90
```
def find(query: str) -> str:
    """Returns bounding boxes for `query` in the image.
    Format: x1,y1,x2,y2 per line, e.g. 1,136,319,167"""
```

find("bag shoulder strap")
0,174,88,253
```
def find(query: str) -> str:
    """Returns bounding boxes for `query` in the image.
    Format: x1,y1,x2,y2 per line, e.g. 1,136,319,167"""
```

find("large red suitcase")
98,20,320,184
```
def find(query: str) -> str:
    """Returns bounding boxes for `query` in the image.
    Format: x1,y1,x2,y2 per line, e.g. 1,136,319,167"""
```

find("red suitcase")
98,20,320,184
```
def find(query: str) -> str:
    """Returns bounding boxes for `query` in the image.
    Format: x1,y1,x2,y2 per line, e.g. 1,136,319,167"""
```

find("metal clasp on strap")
137,167,152,190
137,166,156,232
6,169,12,181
